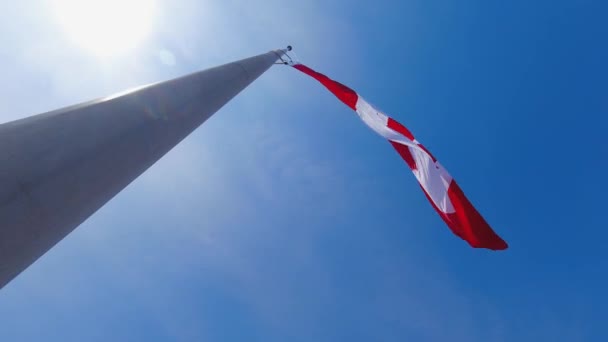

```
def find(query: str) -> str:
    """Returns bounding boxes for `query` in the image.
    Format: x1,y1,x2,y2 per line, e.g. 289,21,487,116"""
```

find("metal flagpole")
0,49,286,289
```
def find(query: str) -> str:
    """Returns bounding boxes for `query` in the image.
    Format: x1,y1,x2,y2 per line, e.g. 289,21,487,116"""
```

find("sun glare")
52,0,156,57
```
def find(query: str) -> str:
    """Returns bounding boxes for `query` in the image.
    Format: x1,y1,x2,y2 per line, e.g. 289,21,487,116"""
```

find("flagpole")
0,49,285,289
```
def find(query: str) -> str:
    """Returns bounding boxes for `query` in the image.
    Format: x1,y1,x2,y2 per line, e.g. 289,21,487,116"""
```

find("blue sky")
1,0,607,340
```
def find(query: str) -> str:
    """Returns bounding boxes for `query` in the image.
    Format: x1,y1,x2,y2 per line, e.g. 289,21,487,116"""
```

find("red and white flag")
293,63,508,250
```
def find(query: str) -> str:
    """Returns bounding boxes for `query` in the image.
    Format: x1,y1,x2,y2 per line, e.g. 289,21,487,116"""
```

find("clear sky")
0,0,607,340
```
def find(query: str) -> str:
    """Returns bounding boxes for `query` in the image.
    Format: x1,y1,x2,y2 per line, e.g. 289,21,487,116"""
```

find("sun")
52,0,156,57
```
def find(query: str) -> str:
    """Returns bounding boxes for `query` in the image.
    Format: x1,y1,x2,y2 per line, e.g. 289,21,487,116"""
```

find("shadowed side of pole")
0,50,283,289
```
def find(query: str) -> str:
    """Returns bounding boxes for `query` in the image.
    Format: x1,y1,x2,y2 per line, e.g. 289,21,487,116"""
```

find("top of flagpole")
274,45,297,66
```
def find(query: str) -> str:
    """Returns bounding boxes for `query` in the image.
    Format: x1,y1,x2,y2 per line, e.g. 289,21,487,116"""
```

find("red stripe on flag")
445,181,508,250
421,182,508,250
387,117,437,162
389,141,417,170
292,64,359,110
387,117,415,141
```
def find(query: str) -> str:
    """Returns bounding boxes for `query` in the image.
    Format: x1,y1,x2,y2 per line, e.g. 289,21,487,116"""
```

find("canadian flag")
293,63,508,250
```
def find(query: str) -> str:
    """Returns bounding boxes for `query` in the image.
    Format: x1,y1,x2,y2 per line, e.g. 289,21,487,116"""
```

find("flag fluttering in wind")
292,63,508,250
